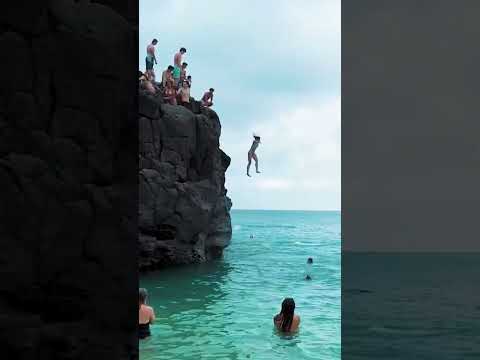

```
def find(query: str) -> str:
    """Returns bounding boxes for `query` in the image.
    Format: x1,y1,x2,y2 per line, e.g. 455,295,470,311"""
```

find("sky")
140,0,341,211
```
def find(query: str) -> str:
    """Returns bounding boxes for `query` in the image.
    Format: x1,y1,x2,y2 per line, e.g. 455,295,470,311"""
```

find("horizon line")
231,208,341,212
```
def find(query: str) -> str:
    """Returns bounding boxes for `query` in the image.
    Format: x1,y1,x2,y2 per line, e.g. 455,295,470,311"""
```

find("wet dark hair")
307,257,313,263
139,288,148,307
279,298,295,332
180,47,186,52
182,62,188,67
152,39,158,44
209,88,214,92
168,65,174,70
187,75,192,79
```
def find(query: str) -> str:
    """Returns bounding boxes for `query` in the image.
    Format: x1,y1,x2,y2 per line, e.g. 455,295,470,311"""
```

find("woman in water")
273,298,301,332
139,288,155,339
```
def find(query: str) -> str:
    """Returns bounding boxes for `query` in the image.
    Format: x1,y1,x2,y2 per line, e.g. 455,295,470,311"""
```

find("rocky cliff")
138,91,232,271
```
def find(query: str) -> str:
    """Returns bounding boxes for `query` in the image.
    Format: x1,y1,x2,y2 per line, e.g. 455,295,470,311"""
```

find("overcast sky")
140,0,340,210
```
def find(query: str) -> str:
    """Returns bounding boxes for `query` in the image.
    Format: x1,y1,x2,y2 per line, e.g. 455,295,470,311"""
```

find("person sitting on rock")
163,80,177,105
274,298,300,333
179,62,188,86
247,134,261,177
146,39,158,81
139,72,156,95
161,65,174,88
201,88,214,107
177,80,191,110
186,75,192,87
173,47,186,88
139,288,155,339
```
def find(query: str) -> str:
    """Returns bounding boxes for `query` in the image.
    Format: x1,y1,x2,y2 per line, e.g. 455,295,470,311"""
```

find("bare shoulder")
294,314,301,323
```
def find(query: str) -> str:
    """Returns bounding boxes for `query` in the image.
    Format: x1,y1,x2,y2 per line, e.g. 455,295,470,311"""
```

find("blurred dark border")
343,1,480,358
0,1,138,359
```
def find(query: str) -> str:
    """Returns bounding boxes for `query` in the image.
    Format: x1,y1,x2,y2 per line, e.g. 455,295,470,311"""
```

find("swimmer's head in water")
307,258,313,264
280,298,295,332
139,288,148,304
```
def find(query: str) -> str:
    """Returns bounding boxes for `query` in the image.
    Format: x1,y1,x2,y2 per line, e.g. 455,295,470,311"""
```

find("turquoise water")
140,210,341,360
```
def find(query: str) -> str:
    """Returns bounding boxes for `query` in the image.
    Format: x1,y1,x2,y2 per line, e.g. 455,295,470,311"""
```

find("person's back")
273,298,300,333
139,288,155,339
274,313,301,332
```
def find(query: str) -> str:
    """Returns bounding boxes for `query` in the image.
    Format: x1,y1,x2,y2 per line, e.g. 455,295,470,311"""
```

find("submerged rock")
138,92,232,271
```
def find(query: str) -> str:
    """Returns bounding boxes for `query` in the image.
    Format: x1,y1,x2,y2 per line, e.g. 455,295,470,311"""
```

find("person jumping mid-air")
247,134,261,177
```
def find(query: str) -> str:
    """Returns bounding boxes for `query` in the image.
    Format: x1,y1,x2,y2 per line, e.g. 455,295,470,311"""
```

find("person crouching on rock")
201,88,214,107
247,134,261,177
163,80,177,105
139,288,155,339
177,80,191,110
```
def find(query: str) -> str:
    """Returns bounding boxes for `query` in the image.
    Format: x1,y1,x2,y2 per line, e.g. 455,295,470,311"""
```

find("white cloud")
254,178,293,190
223,94,341,209
140,0,340,210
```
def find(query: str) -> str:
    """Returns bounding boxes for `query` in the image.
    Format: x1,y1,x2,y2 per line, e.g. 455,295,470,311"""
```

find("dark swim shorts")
146,56,154,70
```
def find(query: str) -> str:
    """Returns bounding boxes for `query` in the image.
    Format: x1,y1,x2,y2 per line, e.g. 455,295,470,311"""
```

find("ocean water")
343,253,480,359
140,210,341,360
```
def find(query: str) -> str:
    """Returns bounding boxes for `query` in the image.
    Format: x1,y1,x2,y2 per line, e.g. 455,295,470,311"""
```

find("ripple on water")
140,210,340,360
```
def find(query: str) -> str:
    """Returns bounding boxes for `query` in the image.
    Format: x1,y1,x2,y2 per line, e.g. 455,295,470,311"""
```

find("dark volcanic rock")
138,94,232,271
0,1,138,359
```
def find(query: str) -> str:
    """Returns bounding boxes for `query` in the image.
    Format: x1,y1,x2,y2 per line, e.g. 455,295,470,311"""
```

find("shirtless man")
201,88,214,107
179,62,188,85
161,65,174,88
247,134,261,177
177,80,191,110
173,47,186,88
146,39,158,81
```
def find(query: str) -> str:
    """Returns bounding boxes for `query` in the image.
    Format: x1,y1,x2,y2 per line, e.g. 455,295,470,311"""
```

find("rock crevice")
138,92,232,271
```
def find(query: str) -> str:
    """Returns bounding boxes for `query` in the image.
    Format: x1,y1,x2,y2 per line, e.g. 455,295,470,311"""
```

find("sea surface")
343,253,480,359
140,210,341,360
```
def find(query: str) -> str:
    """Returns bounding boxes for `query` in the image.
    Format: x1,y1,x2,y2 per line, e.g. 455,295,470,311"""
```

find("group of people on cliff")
140,39,215,110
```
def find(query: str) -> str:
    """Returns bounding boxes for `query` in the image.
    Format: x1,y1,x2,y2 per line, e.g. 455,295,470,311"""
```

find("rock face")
138,92,232,271
0,1,138,359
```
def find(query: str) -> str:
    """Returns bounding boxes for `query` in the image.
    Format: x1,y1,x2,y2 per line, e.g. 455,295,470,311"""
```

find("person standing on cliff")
146,39,158,81
163,80,177,105
173,47,187,88
247,134,261,177
161,65,174,88
177,80,191,110
201,88,214,107
179,62,188,87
